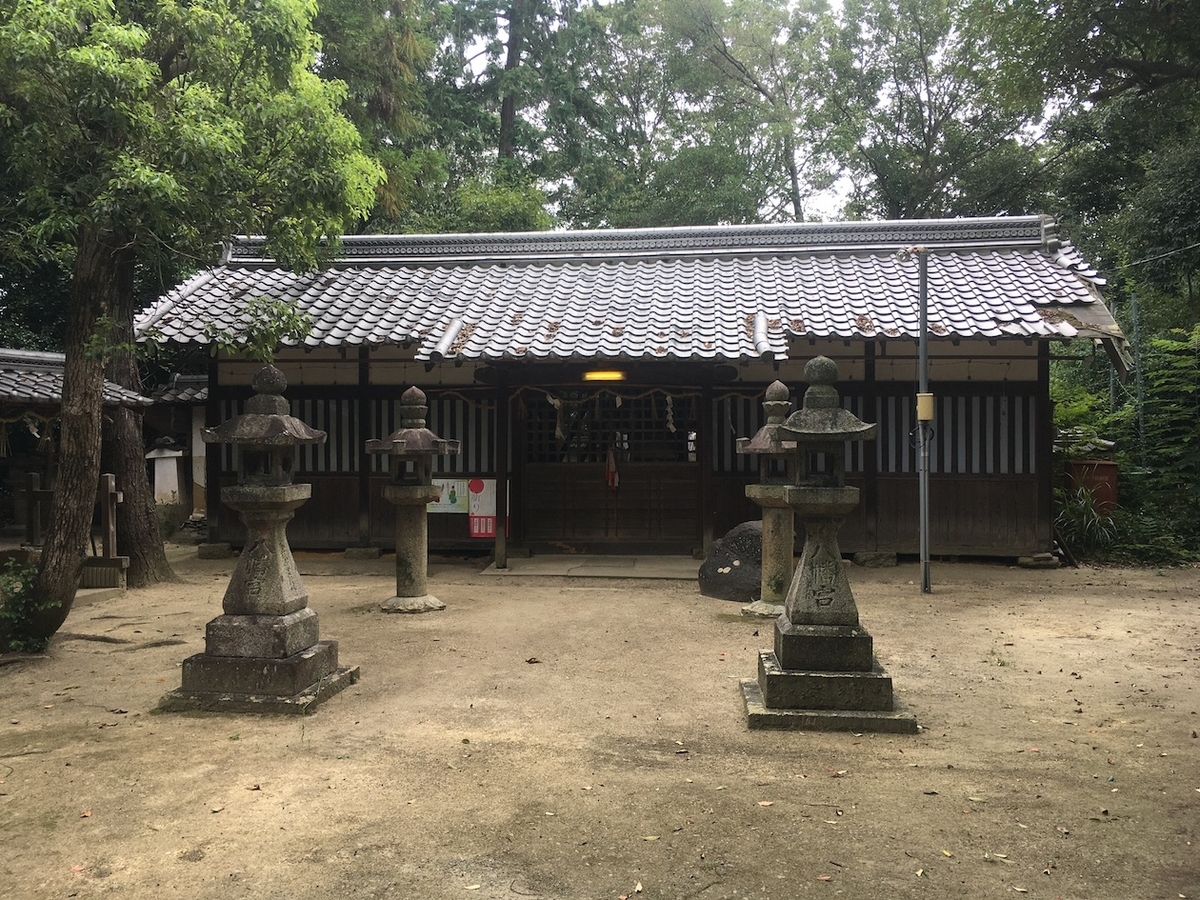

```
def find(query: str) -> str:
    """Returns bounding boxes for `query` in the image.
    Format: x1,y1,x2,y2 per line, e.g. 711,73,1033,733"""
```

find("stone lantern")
160,365,358,714
366,386,461,612
736,380,797,616
740,357,916,733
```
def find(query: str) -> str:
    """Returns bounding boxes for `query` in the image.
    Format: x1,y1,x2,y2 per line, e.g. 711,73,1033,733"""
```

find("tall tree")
660,0,839,222
825,0,1051,219
538,0,767,227
312,0,436,231
0,0,381,627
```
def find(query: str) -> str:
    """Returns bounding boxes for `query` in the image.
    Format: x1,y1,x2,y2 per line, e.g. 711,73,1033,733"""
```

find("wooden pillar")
863,342,879,551
205,353,221,543
494,382,509,568
699,382,715,552
98,473,119,558
357,347,372,546
1036,343,1054,550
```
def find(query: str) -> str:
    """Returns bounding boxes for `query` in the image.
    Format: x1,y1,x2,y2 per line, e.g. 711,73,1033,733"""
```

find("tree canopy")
0,0,384,623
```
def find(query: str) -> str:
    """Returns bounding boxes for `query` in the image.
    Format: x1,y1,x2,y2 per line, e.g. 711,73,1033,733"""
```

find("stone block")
853,551,897,568
742,678,918,734
205,608,320,659
757,650,895,711
775,620,875,672
1018,555,1060,569
180,641,340,697
159,665,360,715
698,521,762,601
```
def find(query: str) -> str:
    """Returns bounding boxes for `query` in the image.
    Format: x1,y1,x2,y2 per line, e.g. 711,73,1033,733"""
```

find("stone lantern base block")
380,594,445,613
742,600,785,618
176,640,346,698
775,620,875,672
205,609,320,659
158,664,359,715
741,677,918,734
756,650,896,711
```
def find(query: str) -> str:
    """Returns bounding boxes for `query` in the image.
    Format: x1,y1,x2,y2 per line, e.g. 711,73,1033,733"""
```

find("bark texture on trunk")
498,0,525,159
30,226,116,635
104,253,177,587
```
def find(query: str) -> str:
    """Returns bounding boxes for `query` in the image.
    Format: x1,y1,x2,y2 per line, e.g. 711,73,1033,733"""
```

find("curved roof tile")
136,217,1125,366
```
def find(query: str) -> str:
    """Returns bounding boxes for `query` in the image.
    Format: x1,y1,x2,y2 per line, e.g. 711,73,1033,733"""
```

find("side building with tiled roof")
136,216,1128,560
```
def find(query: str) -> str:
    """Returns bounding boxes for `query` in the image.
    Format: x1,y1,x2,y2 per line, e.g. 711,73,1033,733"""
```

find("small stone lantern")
736,380,797,615
740,357,916,733
160,365,359,714
366,386,461,612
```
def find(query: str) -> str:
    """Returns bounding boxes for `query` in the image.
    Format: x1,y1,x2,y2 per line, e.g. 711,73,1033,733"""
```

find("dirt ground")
1,547,1197,900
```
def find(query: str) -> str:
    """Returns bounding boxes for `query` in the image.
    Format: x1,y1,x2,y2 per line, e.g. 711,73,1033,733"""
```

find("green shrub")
1054,484,1117,560
0,558,60,653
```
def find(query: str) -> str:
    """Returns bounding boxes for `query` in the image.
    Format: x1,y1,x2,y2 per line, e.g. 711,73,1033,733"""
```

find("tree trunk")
498,0,525,159
783,128,804,222
29,226,117,636
104,254,177,587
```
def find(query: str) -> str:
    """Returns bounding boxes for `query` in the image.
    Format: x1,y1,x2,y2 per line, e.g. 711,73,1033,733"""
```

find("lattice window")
524,390,697,464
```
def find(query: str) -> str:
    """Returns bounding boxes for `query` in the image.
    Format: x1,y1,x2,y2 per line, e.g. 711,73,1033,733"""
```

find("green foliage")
1053,324,1200,562
0,558,59,653
0,0,384,271
830,0,1051,219
1054,485,1116,560
205,296,314,363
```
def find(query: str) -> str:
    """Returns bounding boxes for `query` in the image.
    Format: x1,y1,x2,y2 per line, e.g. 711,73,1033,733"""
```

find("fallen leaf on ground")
525,657,541,664
80,810,91,818
643,835,659,841
71,865,86,873
817,875,833,882
757,800,774,807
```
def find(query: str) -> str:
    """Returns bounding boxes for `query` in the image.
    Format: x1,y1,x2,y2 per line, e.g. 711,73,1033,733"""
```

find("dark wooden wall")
207,353,1053,557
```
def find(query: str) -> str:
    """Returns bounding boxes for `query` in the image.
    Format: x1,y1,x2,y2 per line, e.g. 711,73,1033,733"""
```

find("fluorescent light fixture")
583,370,626,382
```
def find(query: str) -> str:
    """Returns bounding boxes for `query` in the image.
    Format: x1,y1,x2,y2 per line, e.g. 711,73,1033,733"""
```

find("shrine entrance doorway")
520,389,701,552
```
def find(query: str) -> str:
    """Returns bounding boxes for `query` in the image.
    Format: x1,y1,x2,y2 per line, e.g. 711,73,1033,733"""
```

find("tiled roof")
136,216,1126,365
153,374,208,404
0,349,153,410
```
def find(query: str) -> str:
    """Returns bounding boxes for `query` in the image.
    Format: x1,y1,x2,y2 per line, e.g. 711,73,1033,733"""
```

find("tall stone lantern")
740,357,916,733
736,380,797,616
366,386,461,613
159,365,359,714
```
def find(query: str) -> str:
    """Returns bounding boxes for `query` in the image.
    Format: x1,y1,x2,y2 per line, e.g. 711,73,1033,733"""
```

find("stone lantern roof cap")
365,384,462,457
778,356,877,443
202,365,327,446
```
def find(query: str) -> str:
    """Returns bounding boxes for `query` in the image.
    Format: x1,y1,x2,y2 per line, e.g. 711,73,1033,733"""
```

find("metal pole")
917,251,932,593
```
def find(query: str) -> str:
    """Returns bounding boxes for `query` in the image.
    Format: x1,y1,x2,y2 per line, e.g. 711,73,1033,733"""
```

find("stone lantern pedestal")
737,381,797,617
159,366,359,715
740,358,917,734
367,386,461,613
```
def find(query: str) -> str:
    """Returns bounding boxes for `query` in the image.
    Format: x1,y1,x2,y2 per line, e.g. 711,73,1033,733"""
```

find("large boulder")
698,521,762,601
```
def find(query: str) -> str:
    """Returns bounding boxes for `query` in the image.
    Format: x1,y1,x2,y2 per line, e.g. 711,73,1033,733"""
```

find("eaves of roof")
0,349,153,409
135,216,1128,372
